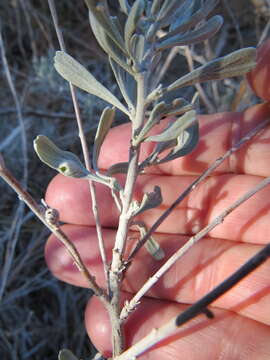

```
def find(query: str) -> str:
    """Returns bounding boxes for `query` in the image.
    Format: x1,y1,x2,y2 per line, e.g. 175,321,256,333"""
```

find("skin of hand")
45,40,270,359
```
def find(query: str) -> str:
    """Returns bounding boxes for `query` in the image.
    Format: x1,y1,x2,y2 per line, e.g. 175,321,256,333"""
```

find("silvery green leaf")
93,107,115,170
34,135,89,178
167,47,256,92
129,34,145,65
168,0,195,31
145,110,197,143
58,349,79,360
54,51,129,116
124,0,145,52
119,0,130,14
157,121,199,164
163,98,193,118
144,235,165,260
150,0,162,15
89,12,133,75
167,0,218,37
85,0,126,53
106,162,129,176
134,102,167,145
157,0,182,24
136,222,165,260
134,186,162,216
158,0,194,28
109,57,136,110
145,22,159,43
148,0,192,38
156,15,223,50
34,136,114,187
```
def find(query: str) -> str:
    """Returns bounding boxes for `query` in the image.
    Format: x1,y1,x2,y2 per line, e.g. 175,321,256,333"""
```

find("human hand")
44,40,270,359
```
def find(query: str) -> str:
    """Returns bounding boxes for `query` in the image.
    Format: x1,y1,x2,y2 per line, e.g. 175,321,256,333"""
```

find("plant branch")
0,156,108,301
115,241,270,360
127,117,270,263
47,0,108,280
121,171,270,320
108,72,147,356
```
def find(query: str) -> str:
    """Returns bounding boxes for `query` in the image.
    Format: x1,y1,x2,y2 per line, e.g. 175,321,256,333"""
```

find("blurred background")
0,1,269,359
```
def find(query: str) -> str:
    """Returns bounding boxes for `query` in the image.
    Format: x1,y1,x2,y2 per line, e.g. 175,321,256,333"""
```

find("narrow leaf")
157,121,199,164
136,222,165,260
124,0,145,51
93,107,115,170
85,0,126,53
119,0,130,14
167,47,256,92
54,51,129,116
156,15,223,50
168,0,196,31
58,349,79,360
129,34,145,64
106,162,129,176
134,186,162,216
166,0,219,39
157,0,182,23
158,0,193,28
89,12,133,75
150,0,162,15
109,57,136,109
145,110,197,143
163,98,193,118
144,235,165,260
134,102,167,145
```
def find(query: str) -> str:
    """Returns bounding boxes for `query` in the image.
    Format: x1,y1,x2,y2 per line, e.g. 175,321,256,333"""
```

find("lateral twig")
116,241,270,360
121,173,270,320
127,117,270,263
47,0,108,280
0,156,108,301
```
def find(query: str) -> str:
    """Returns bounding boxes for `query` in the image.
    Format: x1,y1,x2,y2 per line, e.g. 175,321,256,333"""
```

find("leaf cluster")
35,0,256,184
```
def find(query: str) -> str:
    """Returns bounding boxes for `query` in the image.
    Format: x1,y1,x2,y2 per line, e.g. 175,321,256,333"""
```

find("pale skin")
45,41,270,359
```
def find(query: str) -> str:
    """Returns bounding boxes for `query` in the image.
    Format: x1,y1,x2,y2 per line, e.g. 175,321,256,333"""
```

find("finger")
98,103,270,176
46,172,270,244
85,292,270,359
247,39,270,101
45,224,270,326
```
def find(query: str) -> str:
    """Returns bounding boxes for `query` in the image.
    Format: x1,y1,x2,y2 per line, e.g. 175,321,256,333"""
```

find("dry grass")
0,1,269,359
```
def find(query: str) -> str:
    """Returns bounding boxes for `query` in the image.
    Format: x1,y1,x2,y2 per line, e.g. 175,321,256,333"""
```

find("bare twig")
127,117,270,263
0,156,108,301
47,0,108,281
116,241,270,360
122,171,270,320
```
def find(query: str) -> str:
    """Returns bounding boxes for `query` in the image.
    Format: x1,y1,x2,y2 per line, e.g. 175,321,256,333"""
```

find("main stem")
108,72,146,356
